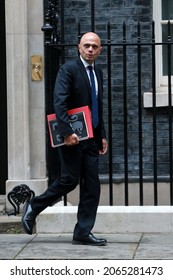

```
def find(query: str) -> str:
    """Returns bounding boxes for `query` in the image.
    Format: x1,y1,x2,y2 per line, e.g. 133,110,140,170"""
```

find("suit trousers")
30,138,100,236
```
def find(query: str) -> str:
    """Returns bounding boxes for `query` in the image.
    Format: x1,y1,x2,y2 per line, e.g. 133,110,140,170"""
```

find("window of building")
153,0,173,85
162,1,173,76
144,0,173,107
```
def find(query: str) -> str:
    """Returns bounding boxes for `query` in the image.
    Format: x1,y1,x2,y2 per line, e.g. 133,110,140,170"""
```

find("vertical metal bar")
107,22,113,205
123,22,129,206
137,22,143,205
77,23,84,204
167,20,173,205
91,0,95,32
78,22,81,42
60,0,66,205
77,22,81,57
60,0,65,64
152,21,158,205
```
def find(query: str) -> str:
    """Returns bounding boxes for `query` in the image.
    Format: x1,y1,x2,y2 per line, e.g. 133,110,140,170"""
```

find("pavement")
1,194,173,260
1,231,173,260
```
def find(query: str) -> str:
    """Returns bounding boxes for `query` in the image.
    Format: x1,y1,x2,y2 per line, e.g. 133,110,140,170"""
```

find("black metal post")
137,22,144,205
152,21,158,206
91,0,95,32
123,22,129,206
167,20,173,205
41,0,60,45
107,22,113,205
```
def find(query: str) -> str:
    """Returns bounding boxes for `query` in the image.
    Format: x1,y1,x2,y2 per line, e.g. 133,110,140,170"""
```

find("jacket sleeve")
53,65,74,137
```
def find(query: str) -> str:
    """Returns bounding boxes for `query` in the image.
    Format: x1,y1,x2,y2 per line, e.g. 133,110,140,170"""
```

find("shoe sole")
72,240,107,246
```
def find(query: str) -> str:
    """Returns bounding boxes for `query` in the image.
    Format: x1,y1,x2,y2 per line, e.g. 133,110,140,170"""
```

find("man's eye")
84,44,98,49
84,44,90,48
92,45,98,50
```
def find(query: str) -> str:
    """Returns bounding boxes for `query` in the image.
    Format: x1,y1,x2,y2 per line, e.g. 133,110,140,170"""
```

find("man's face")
78,32,102,64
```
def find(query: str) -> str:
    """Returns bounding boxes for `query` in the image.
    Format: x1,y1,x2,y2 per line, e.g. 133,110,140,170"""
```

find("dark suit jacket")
53,57,106,149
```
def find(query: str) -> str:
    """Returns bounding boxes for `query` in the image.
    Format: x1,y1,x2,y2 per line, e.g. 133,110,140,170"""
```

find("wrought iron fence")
42,1,173,206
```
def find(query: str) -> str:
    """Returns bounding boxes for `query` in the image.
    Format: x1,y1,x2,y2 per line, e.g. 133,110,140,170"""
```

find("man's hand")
99,138,108,155
64,133,79,146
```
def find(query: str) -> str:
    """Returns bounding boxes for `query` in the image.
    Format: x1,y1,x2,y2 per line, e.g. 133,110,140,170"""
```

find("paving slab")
134,233,173,259
0,234,35,259
1,233,173,260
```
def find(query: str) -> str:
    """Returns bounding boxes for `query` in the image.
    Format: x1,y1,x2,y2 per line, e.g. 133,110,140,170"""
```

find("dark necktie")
88,66,99,128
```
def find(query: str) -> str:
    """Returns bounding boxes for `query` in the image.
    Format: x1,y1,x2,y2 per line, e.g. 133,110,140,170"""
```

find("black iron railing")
42,1,173,206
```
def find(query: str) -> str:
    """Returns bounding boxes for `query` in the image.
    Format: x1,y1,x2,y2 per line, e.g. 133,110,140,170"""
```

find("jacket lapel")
77,58,91,93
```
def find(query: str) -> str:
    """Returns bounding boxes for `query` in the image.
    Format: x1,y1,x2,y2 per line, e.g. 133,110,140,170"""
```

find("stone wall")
5,0,47,209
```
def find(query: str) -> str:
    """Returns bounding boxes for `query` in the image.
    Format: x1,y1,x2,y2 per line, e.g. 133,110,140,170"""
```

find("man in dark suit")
22,32,108,246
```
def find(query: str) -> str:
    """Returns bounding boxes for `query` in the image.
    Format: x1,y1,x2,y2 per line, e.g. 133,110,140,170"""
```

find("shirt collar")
80,55,94,69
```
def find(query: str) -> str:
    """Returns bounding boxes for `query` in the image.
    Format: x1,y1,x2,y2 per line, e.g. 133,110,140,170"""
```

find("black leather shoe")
22,202,37,235
72,233,107,246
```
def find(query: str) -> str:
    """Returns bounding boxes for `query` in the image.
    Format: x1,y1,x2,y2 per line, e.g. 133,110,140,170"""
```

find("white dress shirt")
80,56,98,96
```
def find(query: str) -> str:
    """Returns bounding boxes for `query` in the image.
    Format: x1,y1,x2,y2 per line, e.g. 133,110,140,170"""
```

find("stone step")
36,205,173,234
0,205,5,213
0,215,25,234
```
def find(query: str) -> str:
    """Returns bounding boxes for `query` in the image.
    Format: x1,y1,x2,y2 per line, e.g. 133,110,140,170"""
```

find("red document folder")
47,106,94,148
